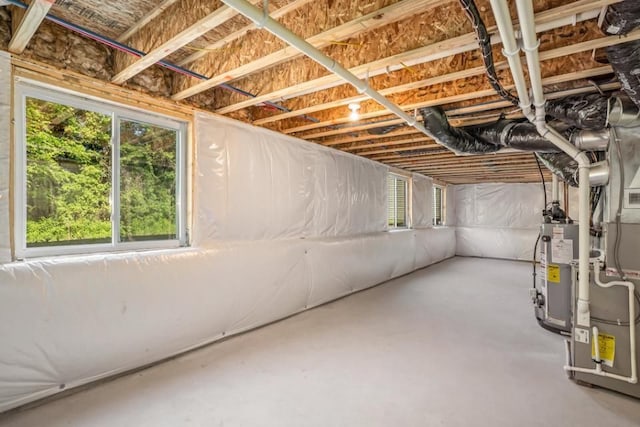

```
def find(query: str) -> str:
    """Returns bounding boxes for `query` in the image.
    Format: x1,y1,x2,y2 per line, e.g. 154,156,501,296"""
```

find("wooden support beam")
391,158,535,169
420,166,544,175
117,0,181,42
354,144,440,156
215,0,619,115
343,137,432,151
380,154,535,167
177,0,314,66
112,0,262,84
290,65,615,137
307,118,407,139
172,0,449,101
390,155,537,167
412,159,541,170
253,65,489,126
322,128,421,146
379,152,514,163
321,79,618,148
8,0,54,54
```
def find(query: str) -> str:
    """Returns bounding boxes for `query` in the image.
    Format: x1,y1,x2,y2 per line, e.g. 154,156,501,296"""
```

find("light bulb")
348,102,361,121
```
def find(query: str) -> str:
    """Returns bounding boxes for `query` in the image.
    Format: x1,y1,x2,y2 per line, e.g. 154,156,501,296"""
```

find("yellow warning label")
547,264,560,283
592,333,616,368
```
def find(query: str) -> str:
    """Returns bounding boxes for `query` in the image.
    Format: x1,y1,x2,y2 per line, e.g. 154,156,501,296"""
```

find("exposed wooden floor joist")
172,0,450,101
8,0,54,54
4,0,630,184
214,0,617,115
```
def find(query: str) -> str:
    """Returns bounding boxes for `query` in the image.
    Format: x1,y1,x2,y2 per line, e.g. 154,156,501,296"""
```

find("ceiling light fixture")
348,102,361,121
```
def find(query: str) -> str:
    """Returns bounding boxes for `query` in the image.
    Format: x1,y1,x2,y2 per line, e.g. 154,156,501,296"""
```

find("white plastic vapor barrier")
0,52,10,263
411,173,433,228
445,184,456,226
0,110,455,412
454,183,545,260
193,113,387,243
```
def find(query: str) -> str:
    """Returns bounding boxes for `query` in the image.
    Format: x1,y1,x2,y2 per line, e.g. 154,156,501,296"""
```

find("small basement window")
14,82,187,259
433,185,445,226
388,174,408,229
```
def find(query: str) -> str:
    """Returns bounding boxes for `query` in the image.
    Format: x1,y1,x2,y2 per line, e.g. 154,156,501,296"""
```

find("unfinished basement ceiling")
0,0,632,183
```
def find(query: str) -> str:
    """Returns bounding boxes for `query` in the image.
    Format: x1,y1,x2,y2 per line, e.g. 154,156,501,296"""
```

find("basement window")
14,83,187,259
433,185,445,226
388,174,408,229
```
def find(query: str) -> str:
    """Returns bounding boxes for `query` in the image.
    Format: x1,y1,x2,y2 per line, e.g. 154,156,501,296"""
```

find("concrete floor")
2,257,640,426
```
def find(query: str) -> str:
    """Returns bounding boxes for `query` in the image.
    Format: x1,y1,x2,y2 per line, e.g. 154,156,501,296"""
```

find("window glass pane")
433,186,442,225
388,175,407,229
388,175,396,227
119,120,177,242
26,97,112,247
396,178,406,227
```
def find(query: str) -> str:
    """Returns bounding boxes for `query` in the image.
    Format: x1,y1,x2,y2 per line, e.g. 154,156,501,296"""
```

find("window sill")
13,244,191,264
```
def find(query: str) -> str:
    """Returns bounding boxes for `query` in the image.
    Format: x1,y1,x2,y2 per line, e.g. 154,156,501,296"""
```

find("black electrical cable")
532,232,541,291
531,154,547,294
611,127,626,281
534,154,548,209
458,0,520,107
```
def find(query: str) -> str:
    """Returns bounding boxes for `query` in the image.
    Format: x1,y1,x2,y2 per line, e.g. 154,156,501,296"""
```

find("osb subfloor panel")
2,257,640,426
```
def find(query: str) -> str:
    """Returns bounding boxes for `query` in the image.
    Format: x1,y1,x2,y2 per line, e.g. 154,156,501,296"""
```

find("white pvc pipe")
552,174,559,203
219,0,439,143
512,0,592,327
488,0,532,120
564,260,638,384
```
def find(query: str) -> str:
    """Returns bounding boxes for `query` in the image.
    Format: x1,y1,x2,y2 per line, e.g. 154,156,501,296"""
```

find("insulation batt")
0,8,9,49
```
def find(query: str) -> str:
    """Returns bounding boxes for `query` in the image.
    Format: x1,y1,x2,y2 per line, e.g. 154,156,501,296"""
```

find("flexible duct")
603,1,640,109
469,121,564,152
546,94,609,130
419,107,574,153
367,123,405,135
536,153,579,187
419,107,500,154
603,0,640,36
606,40,640,109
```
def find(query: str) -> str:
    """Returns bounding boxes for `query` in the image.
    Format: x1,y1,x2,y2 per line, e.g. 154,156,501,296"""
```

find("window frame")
387,173,409,229
433,184,445,226
14,81,188,259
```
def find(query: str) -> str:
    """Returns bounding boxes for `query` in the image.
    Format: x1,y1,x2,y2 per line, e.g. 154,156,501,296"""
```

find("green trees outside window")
119,120,177,242
24,94,182,252
26,98,112,246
